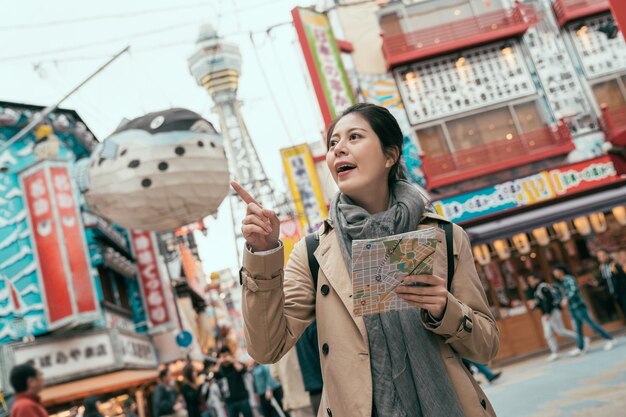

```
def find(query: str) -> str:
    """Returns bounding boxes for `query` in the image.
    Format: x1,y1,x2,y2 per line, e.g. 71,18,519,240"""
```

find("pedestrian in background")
553,264,616,355
213,346,253,417
526,272,578,361
180,363,202,417
270,348,314,417
235,103,499,417
9,363,48,417
122,398,139,417
82,397,103,417
461,359,502,384
294,323,322,416
153,368,179,417
596,249,626,318
251,363,287,417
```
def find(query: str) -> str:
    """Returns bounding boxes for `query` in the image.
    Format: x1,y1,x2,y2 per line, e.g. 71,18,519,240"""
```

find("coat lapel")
315,229,368,342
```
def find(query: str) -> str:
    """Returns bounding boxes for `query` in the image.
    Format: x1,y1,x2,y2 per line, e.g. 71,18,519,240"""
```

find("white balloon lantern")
492,240,511,260
80,108,230,232
473,244,491,266
552,222,571,242
589,212,607,233
612,206,626,226
532,227,551,246
573,216,592,236
512,233,531,254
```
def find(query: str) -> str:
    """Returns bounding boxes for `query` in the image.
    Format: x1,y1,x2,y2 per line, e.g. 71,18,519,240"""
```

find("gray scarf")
330,180,464,417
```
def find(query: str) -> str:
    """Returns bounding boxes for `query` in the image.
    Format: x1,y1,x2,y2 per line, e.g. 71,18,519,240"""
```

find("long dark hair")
326,103,406,185
182,363,197,385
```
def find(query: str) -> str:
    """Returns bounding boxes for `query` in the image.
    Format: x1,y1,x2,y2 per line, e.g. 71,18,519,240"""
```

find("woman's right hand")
232,181,280,252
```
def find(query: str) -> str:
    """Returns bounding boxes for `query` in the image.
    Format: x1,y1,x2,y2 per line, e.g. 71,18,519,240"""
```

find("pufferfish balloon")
80,108,230,232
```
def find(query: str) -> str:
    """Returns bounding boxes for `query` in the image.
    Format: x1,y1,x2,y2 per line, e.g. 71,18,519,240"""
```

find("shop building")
0,101,161,415
311,0,626,362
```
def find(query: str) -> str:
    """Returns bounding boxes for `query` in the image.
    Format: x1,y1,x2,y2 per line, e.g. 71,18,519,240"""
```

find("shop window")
447,114,483,150
98,266,116,306
592,79,626,110
416,125,449,157
115,274,131,311
513,101,544,132
447,106,515,151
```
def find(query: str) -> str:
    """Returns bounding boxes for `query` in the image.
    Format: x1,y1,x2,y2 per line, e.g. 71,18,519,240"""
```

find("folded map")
352,227,439,317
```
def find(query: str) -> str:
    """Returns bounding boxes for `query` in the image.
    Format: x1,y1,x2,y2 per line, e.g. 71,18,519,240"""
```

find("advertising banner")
433,156,620,223
20,161,97,328
130,230,174,330
292,7,355,127
279,217,303,266
281,144,328,234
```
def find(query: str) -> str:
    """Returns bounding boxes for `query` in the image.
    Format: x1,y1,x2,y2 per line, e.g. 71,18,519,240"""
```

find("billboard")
130,230,175,331
279,217,303,266
281,144,328,234
20,161,97,329
292,7,355,127
433,156,621,223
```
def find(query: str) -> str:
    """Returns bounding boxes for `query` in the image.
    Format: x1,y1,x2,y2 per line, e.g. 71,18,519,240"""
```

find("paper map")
352,227,438,317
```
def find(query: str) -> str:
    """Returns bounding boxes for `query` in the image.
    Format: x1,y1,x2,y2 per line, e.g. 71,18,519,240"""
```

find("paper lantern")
552,222,571,242
512,233,531,254
589,212,607,233
81,108,230,232
473,244,491,266
573,216,591,236
612,206,626,226
532,227,550,246
492,240,511,260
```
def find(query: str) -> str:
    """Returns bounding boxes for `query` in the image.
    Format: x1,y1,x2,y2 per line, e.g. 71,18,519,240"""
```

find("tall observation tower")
188,25,291,264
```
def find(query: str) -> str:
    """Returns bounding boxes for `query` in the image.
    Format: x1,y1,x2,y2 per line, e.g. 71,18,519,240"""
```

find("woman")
552,264,616,355
233,103,499,417
180,363,202,417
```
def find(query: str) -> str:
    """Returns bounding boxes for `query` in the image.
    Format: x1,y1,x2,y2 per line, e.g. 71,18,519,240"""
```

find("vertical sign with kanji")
20,161,97,329
292,7,355,127
130,230,173,330
281,144,328,234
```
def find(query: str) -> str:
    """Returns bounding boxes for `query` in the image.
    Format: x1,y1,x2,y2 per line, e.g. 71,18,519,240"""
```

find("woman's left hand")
395,274,448,320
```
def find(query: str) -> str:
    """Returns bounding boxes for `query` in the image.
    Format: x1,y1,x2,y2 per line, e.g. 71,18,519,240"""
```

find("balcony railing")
601,104,626,145
552,0,611,27
422,124,575,190
382,4,530,68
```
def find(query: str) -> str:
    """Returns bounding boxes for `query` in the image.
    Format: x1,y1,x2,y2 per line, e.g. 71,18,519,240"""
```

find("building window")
416,125,449,156
514,101,544,132
98,267,132,312
592,78,626,110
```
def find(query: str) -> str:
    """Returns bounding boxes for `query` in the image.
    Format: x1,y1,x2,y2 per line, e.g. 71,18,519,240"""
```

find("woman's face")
326,113,396,200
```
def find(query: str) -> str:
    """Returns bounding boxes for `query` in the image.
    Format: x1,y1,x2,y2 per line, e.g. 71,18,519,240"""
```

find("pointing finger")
231,181,258,205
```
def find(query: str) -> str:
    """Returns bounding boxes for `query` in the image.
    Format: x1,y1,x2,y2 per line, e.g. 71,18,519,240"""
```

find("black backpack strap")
438,221,454,292
305,232,320,290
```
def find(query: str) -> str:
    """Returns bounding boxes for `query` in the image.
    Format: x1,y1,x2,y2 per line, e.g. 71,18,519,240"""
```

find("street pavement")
482,336,626,417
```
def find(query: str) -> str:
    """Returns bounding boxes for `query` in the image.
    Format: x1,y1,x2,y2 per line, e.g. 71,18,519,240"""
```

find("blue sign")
176,330,193,348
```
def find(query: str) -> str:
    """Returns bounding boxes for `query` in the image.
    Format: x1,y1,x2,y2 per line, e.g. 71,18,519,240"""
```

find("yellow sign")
281,144,328,233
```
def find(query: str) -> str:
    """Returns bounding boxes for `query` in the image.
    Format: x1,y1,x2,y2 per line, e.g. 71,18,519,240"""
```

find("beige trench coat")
241,212,500,417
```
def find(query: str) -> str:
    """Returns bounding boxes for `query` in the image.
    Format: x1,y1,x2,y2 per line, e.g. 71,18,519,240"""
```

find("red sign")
21,162,97,328
130,230,172,328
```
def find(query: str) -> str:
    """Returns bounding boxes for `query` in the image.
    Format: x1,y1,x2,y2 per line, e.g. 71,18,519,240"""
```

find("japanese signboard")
433,156,620,223
281,144,328,234
292,7,355,127
117,332,157,367
13,332,115,382
19,161,97,329
130,230,174,330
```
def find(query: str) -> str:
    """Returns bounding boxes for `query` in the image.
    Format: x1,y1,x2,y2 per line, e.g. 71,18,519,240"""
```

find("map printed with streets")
352,227,438,317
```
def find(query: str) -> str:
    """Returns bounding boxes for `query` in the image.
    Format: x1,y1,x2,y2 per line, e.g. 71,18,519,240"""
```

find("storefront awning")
40,369,158,407
465,183,626,244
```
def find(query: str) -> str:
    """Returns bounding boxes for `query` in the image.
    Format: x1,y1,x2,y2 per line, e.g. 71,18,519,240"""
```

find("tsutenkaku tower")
188,25,291,265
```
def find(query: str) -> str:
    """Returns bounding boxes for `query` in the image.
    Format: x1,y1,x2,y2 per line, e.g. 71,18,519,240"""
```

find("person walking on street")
294,323,322,416
271,348,315,417
234,103,499,417
552,264,617,355
252,363,287,417
461,359,502,384
180,363,202,417
596,250,626,318
213,346,253,417
526,272,578,361
9,363,48,417
153,368,179,417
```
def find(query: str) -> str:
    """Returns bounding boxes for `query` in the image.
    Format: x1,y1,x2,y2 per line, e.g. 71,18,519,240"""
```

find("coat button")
481,399,487,410
320,284,330,296
322,343,329,355
326,408,332,417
